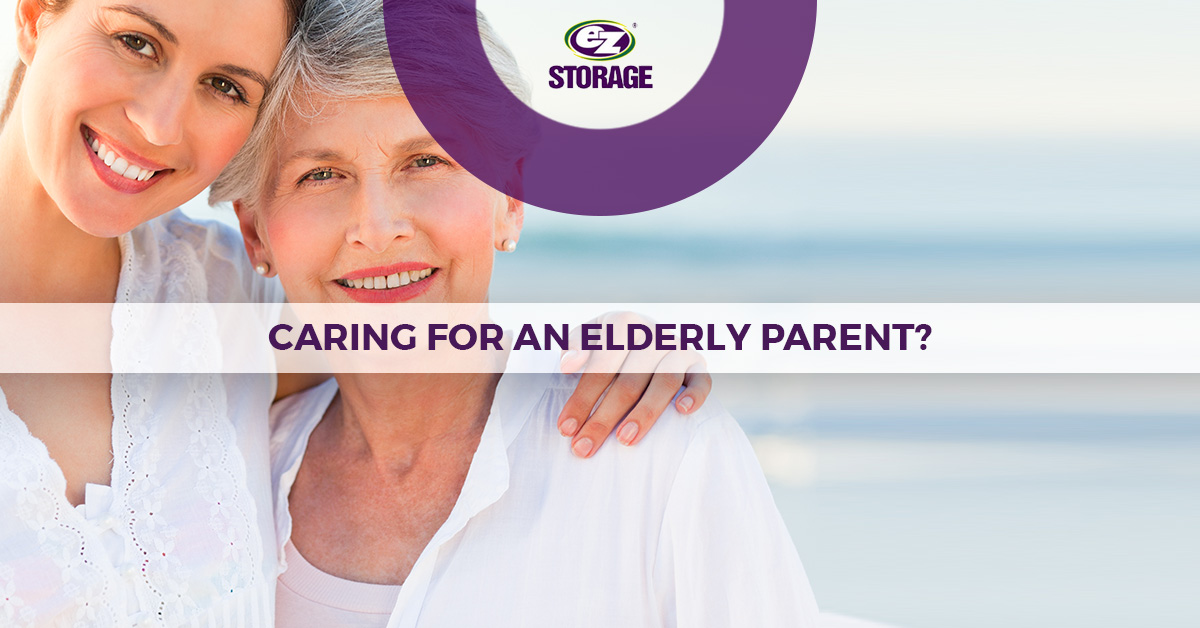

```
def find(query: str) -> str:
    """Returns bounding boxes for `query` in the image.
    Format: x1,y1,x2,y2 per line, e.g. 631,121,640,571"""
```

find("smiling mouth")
83,128,162,182
336,267,436,290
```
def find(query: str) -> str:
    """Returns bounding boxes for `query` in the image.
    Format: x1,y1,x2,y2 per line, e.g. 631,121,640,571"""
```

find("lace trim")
107,217,264,624
0,396,120,627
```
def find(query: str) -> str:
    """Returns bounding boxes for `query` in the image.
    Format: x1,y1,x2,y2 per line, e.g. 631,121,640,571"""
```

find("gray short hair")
209,0,530,205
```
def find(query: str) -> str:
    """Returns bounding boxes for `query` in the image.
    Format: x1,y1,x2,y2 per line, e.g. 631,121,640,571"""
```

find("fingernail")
677,396,694,413
572,437,593,458
560,418,579,437
617,422,639,445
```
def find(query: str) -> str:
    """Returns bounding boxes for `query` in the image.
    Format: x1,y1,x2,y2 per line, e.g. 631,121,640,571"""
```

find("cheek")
419,188,498,296
189,114,256,176
426,189,496,254
264,204,340,294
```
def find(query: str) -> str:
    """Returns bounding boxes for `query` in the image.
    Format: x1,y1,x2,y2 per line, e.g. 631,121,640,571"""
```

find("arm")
655,410,819,627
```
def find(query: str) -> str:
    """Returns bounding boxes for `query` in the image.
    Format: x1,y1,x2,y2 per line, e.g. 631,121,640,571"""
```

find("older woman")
217,1,819,626
0,0,708,625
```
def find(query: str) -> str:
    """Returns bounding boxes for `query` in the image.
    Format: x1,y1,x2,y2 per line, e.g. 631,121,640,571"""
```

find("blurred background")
494,3,1200,625
5,0,1195,625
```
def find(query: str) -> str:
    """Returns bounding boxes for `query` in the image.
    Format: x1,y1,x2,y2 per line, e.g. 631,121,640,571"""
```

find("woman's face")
15,0,287,237
239,95,523,304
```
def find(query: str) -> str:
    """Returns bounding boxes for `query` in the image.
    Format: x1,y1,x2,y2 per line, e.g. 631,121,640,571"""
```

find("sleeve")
654,409,820,628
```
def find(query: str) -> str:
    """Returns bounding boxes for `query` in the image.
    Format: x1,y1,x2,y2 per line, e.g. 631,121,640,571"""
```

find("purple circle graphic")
383,0,816,216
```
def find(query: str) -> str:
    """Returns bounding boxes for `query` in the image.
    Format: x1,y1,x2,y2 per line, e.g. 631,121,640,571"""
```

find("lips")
82,126,170,193
335,267,434,290
333,264,439,303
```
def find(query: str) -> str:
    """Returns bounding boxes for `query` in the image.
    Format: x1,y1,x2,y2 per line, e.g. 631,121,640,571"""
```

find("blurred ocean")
187,137,1199,627
490,137,1199,303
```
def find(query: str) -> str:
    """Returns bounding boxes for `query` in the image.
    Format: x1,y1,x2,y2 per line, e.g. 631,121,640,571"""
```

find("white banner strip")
0,303,1195,373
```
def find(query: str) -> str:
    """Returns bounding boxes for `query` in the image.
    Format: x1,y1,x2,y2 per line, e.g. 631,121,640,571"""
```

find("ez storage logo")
565,20,635,61
384,0,817,215
550,20,652,90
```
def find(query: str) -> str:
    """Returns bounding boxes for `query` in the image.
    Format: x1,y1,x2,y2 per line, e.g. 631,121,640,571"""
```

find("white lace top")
0,210,283,627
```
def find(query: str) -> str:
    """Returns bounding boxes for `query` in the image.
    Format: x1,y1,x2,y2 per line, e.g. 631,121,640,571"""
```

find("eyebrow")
280,149,345,169
105,5,177,45
105,6,269,92
216,64,270,92
280,136,442,168
396,136,439,154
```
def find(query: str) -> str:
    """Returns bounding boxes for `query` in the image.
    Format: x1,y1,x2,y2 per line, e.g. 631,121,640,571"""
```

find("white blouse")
0,210,283,627
270,351,819,628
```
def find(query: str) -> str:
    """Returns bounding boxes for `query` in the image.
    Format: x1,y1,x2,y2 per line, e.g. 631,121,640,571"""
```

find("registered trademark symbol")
632,22,637,28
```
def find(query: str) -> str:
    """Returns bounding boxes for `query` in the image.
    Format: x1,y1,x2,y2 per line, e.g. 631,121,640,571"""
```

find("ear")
233,200,273,273
14,0,49,66
495,194,524,244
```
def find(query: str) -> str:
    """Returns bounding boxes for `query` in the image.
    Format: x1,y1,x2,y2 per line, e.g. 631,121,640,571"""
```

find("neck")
325,372,503,473
0,102,121,303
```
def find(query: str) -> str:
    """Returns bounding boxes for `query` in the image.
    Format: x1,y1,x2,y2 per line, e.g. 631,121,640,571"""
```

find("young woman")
0,0,709,624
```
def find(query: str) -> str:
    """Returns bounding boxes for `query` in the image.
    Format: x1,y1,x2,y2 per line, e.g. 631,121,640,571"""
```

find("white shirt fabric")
270,351,819,628
0,210,283,627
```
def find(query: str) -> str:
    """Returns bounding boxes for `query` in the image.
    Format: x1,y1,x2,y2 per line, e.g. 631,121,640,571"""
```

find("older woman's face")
15,0,287,237
244,95,522,304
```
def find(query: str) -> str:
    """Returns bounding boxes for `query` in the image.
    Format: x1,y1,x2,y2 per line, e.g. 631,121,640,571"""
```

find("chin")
61,201,161,238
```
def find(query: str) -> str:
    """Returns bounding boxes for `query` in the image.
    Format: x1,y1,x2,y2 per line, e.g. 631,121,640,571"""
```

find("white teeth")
88,135,158,182
340,269,434,290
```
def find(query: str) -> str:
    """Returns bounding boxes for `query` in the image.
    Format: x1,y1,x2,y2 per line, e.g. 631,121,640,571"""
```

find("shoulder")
136,210,284,304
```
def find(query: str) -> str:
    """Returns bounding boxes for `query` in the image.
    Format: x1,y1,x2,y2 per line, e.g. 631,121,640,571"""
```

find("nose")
346,179,416,253
125,74,189,147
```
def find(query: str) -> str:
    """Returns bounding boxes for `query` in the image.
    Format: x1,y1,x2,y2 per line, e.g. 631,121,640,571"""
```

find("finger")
571,310,659,376
570,371,651,458
614,364,688,447
676,365,713,414
571,348,699,454
577,343,639,377
557,371,615,437
559,324,589,374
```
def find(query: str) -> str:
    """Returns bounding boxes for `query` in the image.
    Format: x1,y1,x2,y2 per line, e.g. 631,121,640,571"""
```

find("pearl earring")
255,262,271,276
501,239,517,253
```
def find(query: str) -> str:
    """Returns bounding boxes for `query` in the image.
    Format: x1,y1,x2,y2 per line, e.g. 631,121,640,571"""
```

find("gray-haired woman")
214,1,819,626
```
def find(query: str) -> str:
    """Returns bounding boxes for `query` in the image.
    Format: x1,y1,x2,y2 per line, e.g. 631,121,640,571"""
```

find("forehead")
85,0,288,68
280,95,428,154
